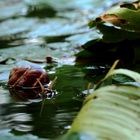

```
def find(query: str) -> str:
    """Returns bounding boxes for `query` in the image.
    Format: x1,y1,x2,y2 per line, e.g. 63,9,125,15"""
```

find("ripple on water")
0,102,33,133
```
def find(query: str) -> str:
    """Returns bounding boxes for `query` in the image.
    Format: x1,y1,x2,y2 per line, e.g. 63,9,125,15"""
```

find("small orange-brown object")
8,67,50,99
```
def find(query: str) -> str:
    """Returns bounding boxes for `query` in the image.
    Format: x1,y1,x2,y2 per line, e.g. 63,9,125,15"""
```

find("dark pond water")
0,0,130,139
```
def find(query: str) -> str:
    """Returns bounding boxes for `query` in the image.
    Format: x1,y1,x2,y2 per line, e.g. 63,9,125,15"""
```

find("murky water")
0,0,128,139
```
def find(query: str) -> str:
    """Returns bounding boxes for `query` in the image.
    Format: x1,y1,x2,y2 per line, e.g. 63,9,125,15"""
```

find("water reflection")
0,89,11,104
0,102,32,133
0,65,87,139
27,100,82,138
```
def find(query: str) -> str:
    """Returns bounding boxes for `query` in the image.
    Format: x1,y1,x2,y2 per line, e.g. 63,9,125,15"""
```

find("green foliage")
61,68,140,140
60,132,95,140
0,0,140,139
76,1,140,65
89,1,140,37
96,68,140,88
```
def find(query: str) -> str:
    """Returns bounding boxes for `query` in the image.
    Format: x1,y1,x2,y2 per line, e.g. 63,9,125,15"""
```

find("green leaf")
90,1,140,32
97,68,140,88
65,85,140,140
77,1,140,65
60,132,96,140
61,67,140,140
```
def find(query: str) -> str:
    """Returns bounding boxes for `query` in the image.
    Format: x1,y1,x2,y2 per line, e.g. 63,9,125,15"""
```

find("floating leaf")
77,1,140,65
88,1,140,42
89,1,140,33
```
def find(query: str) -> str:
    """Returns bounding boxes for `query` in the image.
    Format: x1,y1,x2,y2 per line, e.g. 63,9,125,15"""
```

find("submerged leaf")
25,0,56,17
